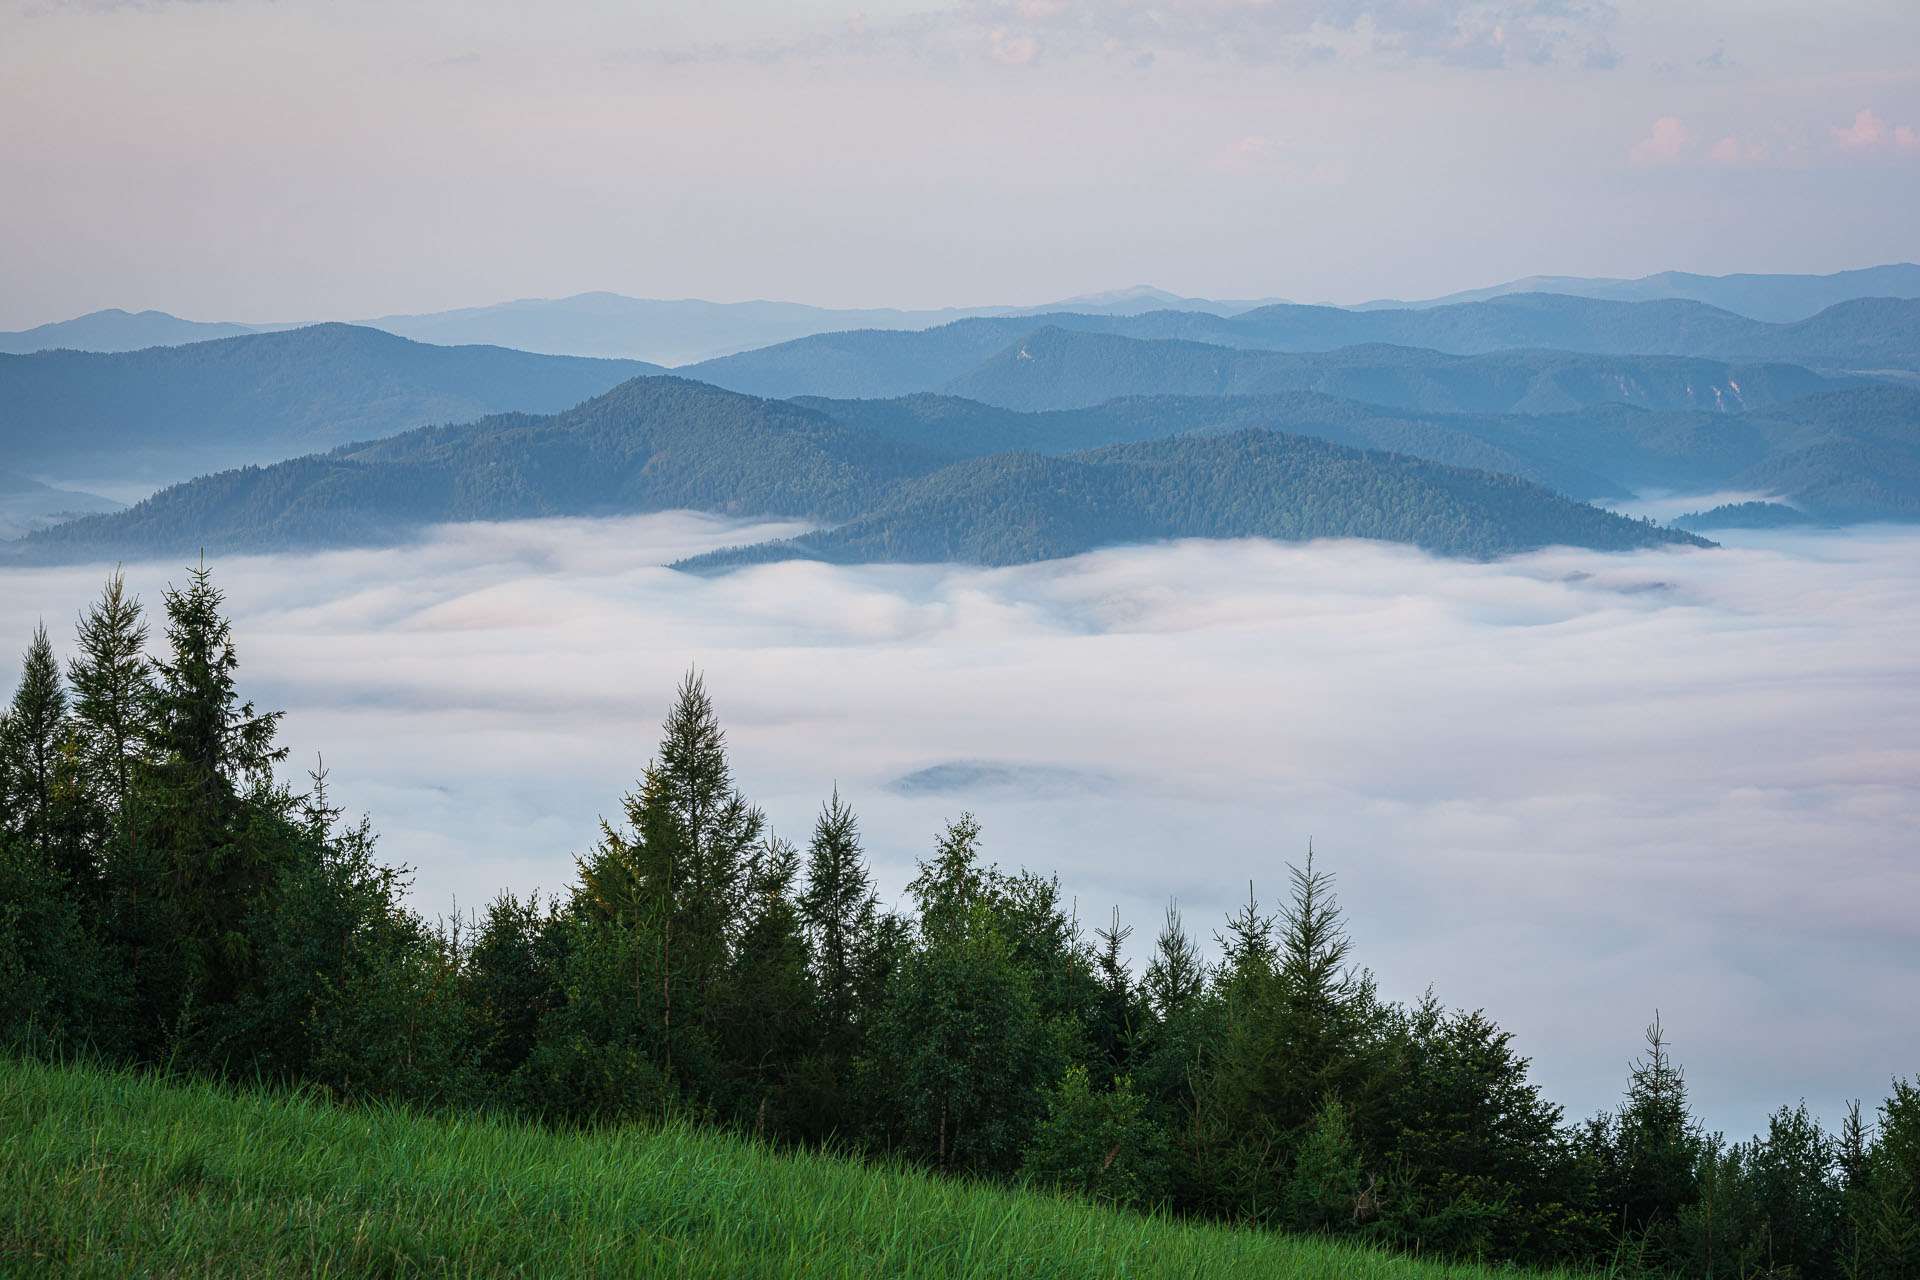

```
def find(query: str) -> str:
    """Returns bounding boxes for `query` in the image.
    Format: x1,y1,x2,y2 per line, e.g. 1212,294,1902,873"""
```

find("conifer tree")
0,622,70,865
800,787,875,1042
716,834,816,1135
146,564,289,1005
1143,900,1205,1021
573,671,764,1090
67,570,151,843
1603,1013,1703,1236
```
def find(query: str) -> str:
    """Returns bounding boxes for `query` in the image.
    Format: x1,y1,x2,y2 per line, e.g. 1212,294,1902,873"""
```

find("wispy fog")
2,511,1915,1138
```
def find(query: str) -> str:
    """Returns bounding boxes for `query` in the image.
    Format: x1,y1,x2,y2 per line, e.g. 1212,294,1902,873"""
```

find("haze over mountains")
0,325,660,484
22,377,1706,566
7,265,1920,568
7,264,1917,363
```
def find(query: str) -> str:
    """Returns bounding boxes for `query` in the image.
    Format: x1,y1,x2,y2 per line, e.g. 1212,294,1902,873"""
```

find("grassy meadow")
0,1055,1603,1279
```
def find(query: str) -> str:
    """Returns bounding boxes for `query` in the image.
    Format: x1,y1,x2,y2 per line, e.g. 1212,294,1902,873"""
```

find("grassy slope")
0,1056,1598,1279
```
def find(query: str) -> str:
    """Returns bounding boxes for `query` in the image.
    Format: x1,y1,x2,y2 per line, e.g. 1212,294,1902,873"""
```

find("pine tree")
0,622,71,865
1605,1013,1703,1237
67,570,152,843
1143,900,1205,1021
575,671,764,1088
716,834,816,1136
799,787,875,1043
146,563,289,1006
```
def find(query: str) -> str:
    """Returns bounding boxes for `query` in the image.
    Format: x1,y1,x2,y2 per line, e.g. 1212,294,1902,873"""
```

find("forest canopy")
2,567,1914,1279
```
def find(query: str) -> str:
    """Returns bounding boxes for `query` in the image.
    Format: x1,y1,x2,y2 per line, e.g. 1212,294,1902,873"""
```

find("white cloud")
3,510,1917,1138
1628,114,1691,165
1832,107,1887,152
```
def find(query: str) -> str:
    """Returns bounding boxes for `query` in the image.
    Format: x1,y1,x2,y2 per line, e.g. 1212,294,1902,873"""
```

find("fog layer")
2,511,1914,1138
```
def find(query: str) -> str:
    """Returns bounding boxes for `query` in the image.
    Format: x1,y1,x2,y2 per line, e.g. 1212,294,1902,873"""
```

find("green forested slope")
681,430,1707,569
23,378,936,555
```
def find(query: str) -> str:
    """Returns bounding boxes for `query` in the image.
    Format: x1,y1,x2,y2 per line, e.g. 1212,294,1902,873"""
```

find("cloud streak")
2,510,1917,1138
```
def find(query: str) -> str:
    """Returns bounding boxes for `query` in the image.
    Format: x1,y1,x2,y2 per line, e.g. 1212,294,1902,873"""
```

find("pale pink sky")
1,0,1916,327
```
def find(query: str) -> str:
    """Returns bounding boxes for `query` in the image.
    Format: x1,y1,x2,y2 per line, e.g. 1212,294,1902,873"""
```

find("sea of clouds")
2,512,1915,1139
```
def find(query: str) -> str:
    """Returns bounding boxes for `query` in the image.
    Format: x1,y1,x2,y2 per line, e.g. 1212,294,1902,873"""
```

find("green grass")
1,1055,1593,1278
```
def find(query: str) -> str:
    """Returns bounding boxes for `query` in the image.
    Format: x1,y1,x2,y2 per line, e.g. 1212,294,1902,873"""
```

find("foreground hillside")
0,1056,1572,1280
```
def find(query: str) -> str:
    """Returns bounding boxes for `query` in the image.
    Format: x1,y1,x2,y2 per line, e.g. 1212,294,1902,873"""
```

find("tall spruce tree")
800,787,875,1043
67,570,152,847
0,623,71,867
146,564,289,1006
1603,1013,1703,1237
573,671,764,1091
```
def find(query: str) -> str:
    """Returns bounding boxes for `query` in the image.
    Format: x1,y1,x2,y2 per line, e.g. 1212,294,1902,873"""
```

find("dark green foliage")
1379,998,1598,1262
0,623,73,872
1202,861,1392,1222
1854,1080,1920,1280
1589,1015,1705,1241
858,816,1074,1176
1022,1065,1170,1209
687,429,1708,570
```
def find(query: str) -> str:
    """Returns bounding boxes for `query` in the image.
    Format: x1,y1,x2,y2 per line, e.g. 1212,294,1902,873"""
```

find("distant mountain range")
684,296,1920,400
7,265,1916,363
0,287,1281,366
938,328,1846,415
0,325,661,485
1355,264,1920,323
17,377,1707,567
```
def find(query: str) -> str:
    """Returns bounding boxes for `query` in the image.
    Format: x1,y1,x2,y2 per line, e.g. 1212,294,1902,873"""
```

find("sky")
3,0,1919,328
1,515,1915,1140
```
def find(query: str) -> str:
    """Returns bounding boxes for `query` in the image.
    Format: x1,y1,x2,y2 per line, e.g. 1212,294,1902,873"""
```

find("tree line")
1,566,1914,1279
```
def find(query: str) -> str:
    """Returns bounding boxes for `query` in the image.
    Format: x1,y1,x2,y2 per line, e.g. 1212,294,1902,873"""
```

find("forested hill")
678,431,1708,570
22,377,939,557
684,296,1920,401
942,329,1845,415
16,375,1709,566
794,385,1920,519
793,391,1625,498
0,323,663,482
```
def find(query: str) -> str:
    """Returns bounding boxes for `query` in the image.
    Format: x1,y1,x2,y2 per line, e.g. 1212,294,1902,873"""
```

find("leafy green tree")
464,890,567,1086
1022,1065,1169,1209
1284,1095,1370,1233
860,816,1068,1176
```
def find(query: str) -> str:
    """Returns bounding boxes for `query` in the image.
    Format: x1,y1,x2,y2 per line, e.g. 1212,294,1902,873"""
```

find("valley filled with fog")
4,512,1913,1139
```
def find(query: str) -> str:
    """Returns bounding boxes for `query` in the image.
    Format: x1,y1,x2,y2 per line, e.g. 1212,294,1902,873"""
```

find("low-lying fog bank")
2,511,1914,1141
